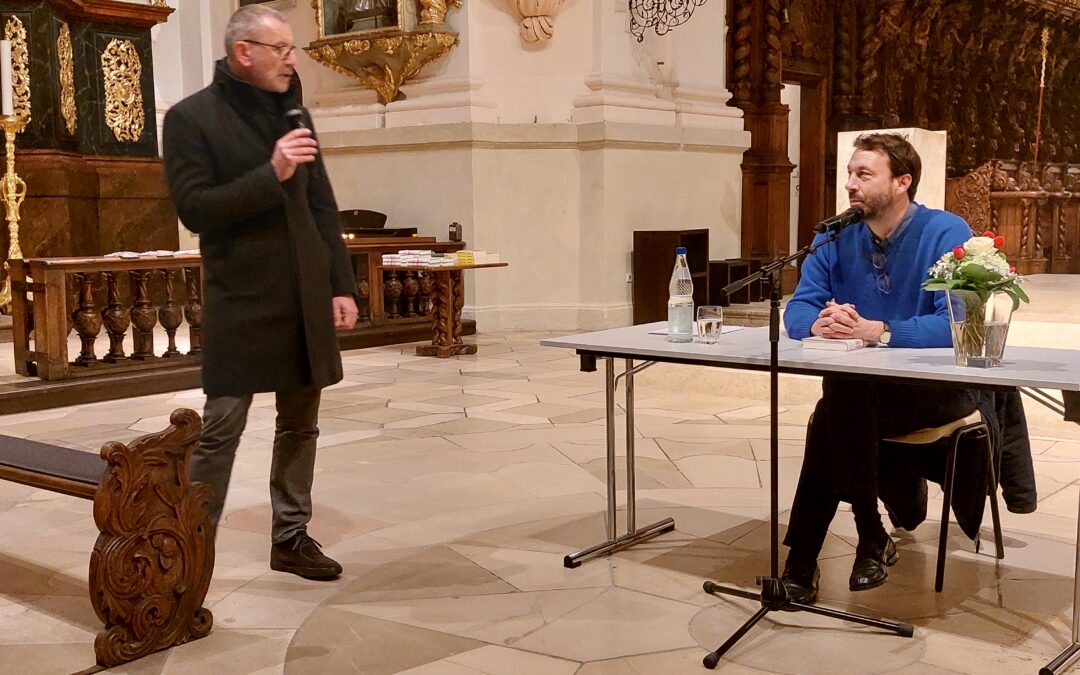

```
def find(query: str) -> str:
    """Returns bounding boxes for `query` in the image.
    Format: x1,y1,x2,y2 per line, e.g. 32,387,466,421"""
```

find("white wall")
152,0,749,330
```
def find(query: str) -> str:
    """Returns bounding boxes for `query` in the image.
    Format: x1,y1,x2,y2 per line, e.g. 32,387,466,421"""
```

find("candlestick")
0,40,12,117
0,114,27,313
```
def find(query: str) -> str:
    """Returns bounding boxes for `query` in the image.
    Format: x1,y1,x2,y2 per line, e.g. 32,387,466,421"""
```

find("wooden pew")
0,408,214,667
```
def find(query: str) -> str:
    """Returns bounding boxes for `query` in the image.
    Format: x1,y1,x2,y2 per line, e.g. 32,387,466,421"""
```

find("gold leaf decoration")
58,23,77,135
4,16,31,122
376,36,404,54
344,39,370,55
101,39,145,143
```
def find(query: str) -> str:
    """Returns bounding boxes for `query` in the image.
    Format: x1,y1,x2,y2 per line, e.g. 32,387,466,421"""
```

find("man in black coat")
162,5,358,580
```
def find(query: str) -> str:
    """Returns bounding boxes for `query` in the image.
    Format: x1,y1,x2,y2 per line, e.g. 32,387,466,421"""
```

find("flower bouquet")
922,231,1029,366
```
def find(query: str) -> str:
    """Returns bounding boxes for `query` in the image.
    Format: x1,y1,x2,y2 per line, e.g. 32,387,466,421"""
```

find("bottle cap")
675,247,687,255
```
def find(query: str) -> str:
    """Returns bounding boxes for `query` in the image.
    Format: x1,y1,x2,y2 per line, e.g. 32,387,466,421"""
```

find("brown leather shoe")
849,537,899,591
270,533,343,580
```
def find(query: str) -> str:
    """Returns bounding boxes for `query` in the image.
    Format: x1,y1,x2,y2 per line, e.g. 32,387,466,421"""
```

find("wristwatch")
879,321,892,346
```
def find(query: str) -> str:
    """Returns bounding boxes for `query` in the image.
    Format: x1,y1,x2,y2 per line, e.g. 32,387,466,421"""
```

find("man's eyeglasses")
241,39,296,60
871,248,891,295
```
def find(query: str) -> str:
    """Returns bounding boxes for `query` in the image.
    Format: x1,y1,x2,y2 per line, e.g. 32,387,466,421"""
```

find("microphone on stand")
813,206,865,234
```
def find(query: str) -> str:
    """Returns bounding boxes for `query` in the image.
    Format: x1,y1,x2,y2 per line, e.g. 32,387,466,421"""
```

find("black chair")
880,410,1004,592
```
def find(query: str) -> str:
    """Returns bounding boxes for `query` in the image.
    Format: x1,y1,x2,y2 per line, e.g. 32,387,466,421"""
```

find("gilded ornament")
420,0,461,25
376,36,404,53
305,0,460,103
4,17,31,122
344,39,371,54
101,39,145,143
58,23,78,136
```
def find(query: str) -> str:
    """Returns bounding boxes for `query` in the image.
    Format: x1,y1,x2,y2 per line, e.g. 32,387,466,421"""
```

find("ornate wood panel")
728,0,1080,276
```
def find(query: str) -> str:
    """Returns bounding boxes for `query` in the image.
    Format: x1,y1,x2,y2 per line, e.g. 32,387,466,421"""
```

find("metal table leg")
564,357,675,568
1041,494,1080,674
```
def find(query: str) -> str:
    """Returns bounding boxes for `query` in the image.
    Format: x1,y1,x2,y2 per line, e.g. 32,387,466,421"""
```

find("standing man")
163,5,358,580
779,133,979,602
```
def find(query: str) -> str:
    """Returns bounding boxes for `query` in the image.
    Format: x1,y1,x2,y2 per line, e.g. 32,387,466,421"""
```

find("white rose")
964,236,997,256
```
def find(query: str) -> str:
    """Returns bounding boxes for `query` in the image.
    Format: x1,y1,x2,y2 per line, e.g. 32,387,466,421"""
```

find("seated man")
780,132,979,602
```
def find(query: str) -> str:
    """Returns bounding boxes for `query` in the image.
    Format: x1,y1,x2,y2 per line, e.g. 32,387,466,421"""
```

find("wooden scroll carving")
945,162,994,234
90,408,214,667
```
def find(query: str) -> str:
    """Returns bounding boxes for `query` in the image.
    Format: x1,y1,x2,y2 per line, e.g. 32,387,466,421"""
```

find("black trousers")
783,376,980,560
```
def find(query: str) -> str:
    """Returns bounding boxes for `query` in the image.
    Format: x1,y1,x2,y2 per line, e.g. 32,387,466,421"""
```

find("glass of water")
696,305,723,344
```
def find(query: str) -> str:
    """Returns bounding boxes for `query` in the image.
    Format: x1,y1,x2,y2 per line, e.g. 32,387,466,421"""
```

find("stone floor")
0,275,1078,674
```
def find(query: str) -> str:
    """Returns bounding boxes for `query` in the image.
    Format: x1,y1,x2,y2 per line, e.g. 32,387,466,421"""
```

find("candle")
0,39,11,116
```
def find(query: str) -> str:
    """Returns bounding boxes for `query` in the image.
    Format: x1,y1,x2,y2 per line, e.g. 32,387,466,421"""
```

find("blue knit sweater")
783,204,973,348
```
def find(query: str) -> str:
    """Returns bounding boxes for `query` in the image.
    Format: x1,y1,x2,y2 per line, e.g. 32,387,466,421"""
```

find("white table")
541,323,1080,674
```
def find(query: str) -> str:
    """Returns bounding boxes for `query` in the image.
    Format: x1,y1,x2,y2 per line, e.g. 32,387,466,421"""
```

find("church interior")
1,0,1080,673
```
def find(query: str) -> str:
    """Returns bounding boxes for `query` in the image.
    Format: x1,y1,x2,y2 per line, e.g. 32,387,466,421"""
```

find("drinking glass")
696,305,723,344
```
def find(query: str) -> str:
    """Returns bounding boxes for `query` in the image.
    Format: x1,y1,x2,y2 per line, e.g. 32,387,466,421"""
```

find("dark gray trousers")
190,385,321,544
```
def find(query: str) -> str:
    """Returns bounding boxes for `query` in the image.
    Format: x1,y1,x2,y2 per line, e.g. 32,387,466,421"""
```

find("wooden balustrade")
9,237,467,381
346,237,463,327
947,160,1080,275
10,255,204,380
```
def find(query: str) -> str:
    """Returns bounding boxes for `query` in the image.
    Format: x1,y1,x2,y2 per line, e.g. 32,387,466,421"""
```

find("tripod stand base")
1042,642,1080,675
701,579,914,670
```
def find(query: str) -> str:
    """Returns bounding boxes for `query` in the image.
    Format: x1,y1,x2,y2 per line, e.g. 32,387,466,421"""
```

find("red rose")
994,235,1006,248
1009,265,1016,273
981,230,996,238
953,246,966,260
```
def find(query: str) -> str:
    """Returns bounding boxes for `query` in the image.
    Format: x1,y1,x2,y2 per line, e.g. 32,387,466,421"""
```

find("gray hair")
224,5,288,56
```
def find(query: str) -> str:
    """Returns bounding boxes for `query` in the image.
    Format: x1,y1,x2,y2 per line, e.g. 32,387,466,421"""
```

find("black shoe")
780,558,820,608
270,532,343,580
849,537,898,592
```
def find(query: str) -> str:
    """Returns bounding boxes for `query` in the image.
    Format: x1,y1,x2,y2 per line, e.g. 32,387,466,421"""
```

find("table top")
540,323,1080,391
379,262,509,271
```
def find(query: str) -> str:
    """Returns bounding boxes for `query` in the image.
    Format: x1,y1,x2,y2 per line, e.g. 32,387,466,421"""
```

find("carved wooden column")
183,266,202,355
728,0,795,286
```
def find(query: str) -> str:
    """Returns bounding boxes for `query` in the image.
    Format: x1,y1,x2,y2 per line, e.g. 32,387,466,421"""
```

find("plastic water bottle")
667,247,694,343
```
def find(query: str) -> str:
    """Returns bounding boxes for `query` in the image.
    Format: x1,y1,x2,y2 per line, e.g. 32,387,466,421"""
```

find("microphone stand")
701,229,913,669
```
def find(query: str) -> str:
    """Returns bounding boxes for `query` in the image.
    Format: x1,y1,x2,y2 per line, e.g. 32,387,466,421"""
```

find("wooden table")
380,262,508,357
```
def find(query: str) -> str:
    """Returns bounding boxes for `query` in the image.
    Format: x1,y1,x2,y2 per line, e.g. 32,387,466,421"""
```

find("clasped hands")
810,301,885,342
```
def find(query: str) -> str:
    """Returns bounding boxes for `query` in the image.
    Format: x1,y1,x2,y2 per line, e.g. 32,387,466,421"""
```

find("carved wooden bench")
0,408,214,667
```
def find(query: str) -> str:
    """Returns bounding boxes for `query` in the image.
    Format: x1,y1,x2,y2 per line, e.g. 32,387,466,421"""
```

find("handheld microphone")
285,107,308,130
813,206,865,234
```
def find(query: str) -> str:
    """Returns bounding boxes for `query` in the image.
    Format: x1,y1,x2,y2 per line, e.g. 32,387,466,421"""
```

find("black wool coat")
162,60,356,396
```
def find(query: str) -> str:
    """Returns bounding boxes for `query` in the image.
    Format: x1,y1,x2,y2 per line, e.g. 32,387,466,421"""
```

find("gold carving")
376,36,404,54
58,23,78,136
101,39,145,143
0,115,27,313
344,39,371,55
312,0,324,38
307,30,458,104
4,17,31,123
420,0,461,25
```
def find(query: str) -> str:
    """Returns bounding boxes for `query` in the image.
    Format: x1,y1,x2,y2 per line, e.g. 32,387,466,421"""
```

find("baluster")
384,270,403,320
450,269,465,346
129,269,157,359
1058,200,1069,268
357,277,370,323
72,272,102,366
403,270,420,317
100,271,130,362
158,269,183,357
419,271,433,315
184,266,203,355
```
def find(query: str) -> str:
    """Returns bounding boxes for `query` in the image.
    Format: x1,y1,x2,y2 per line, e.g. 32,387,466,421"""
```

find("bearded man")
778,133,980,602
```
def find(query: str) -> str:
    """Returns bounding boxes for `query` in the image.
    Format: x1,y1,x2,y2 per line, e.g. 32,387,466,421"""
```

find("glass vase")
944,289,1014,367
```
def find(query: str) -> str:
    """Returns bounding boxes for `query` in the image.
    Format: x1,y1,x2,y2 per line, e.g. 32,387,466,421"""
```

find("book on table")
801,336,865,351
